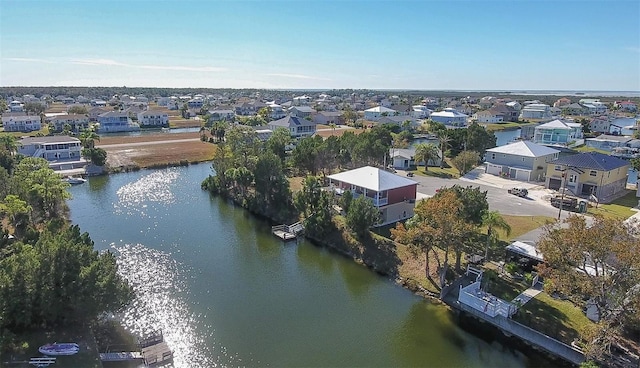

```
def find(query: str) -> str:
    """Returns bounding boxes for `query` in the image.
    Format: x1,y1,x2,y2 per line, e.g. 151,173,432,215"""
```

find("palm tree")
414,143,439,171
79,129,100,149
436,131,451,168
481,211,511,261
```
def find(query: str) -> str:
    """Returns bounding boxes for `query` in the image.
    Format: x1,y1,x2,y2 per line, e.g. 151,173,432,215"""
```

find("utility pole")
557,166,567,221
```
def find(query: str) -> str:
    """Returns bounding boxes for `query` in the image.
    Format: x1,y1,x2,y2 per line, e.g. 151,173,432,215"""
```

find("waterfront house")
474,110,503,123
209,109,235,122
364,106,397,121
2,115,41,132
545,152,628,202
430,108,468,126
51,114,90,132
588,116,611,133
390,147,442,169
328,166,418,226
485,141,560,182
268,115,316,138
585,134,632,152
519,104,552,120
88,107,108,121
17,135,86,171
97,111,140,133
137,110,169,127
533,119,583,146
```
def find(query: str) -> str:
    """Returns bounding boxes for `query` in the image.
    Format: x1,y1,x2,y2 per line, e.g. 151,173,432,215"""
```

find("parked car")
406,172,414,177
508,187,528,197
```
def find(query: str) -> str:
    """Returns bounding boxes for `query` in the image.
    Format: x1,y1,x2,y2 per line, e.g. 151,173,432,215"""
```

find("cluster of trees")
291,126,392,176
201,125,296,222
537,216,640,362
0,156,131,349
391,186,509,293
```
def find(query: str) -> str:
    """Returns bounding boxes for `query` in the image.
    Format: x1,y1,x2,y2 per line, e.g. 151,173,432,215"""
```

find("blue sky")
1,0,639,90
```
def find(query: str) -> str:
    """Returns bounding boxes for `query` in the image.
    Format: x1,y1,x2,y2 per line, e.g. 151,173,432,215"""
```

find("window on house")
491,153,496,160
590,170,597,176
522,157,526,162
569,174,577,183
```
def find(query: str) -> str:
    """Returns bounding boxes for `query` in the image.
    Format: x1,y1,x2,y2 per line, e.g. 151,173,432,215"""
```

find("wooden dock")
139,330,173,367
272,221,304,241
99,330,172,367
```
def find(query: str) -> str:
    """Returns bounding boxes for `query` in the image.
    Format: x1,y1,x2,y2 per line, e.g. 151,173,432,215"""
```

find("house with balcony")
97,111,140,133
137,110,169,127
364,106,397,121
17,135,86,171
473,110,503,123
209,109,235,122
545,152,628,203
51,114,90,132
485,141,560,182
520,104,552,120
411,105,431,119
430,108,468,126
2,115,41,132
9,100,24,112
533,119,583,146
268,115,316,138
288,106,316,119
328,166,418,226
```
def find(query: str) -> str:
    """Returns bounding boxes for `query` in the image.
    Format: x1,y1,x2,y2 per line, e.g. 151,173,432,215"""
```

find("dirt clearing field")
98,131,216,169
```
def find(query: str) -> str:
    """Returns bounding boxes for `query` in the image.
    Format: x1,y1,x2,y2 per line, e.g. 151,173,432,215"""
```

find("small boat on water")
63,176,87,185
38,342,80,356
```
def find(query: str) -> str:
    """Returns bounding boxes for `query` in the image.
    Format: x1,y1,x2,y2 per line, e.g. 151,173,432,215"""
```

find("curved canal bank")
68,164,554,367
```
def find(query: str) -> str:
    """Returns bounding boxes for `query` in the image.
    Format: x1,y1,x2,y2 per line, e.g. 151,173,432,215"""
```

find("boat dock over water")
272,221,304,241
99,330,173,367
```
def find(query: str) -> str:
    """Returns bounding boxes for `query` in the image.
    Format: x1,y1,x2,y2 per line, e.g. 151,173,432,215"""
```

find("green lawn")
514,292,594,345
588,190,637,219
414,166,459,179
482,270,529,301
484,122,537,131
574,145,609,154
489,215,555,241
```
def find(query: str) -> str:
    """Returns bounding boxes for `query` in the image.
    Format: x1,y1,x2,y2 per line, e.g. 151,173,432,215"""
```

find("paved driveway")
397,166,574,219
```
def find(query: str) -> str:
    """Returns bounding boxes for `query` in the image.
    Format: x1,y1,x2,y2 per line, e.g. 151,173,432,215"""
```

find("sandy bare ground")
97,132,215,168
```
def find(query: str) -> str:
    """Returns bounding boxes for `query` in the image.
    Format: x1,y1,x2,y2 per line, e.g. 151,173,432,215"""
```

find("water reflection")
114,169,179,216
116,243,216,367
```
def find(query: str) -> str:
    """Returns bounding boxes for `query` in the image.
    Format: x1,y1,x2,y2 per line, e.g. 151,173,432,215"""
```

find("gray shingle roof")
550,152,629,171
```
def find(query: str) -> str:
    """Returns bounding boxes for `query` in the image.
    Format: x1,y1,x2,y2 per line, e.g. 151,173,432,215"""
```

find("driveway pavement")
396,166,568,219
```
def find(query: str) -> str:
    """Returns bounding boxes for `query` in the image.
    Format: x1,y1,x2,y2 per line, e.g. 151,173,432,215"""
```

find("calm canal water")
68,164,549,367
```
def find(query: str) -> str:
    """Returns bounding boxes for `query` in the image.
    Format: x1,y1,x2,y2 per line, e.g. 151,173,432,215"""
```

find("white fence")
458,281,517,318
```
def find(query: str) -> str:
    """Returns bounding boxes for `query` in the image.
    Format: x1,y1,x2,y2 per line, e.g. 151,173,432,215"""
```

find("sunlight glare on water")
114,170,180,216
115,243,219,368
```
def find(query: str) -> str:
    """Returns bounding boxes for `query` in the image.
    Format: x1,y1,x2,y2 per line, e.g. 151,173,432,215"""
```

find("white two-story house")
51,114,90,132
137,110,169,127
2,115,41,132
97,111,140,133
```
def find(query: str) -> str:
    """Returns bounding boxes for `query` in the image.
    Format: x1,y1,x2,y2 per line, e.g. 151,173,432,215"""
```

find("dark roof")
270,115,313,127
550,152,629,171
